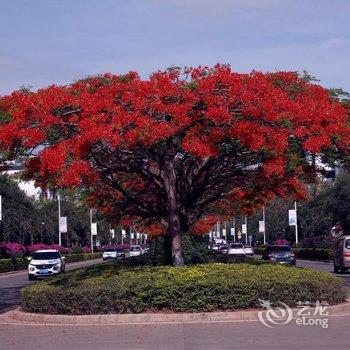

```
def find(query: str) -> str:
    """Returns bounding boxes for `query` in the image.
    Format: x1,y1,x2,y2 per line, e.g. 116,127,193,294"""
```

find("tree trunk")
163,159,185,266
169,209,185,266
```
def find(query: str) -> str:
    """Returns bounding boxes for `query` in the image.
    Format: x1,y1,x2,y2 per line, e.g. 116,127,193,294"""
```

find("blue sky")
1,0,349,94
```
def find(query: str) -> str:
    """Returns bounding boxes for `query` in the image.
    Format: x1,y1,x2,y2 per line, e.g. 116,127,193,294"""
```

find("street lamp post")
41,222,45,243
58,194,62,246
0,195,3,242
294,201,299,245
90,209,94,253
233,217,236,242
263,206,266,245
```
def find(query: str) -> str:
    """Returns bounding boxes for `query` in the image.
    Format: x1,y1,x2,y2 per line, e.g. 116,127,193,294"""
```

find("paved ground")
297,259,350,296
0,258,103,314
0,314,349,350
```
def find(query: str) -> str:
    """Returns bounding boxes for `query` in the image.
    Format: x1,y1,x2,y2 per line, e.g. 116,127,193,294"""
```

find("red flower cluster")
0,65,348,236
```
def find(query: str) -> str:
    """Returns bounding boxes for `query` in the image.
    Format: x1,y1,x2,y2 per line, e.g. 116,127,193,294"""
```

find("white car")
244,245,254,256
129,245,141,257
227,243,246,256
103,248,117,260
28,249,65,280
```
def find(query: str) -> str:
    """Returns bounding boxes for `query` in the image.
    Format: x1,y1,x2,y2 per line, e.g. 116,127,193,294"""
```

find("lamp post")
294,201,299,245
263,206,266,245
90,209,94,253
0,195,3,242
58,194,62,246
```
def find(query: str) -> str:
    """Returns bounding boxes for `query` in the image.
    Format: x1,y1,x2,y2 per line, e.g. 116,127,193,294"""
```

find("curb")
2,301,350,326
0,269,28,277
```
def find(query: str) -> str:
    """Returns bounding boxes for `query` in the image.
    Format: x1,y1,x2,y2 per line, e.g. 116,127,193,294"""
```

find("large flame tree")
0,65,349,265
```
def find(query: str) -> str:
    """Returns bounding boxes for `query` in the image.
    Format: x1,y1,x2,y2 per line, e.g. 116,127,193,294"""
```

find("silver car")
227,243,245,256
244,245,254,256
334,235,350,273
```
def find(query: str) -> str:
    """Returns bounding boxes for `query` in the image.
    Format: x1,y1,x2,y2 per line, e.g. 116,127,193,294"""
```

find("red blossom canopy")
0,65,349,264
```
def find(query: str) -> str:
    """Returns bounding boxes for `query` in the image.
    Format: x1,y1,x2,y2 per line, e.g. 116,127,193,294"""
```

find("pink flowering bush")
26,243,50,254
102,244,115,251
299,235,335,249
0,243,26,257
69,247,82,254
49,244,69,254
275,239,290,246
81,246,92,253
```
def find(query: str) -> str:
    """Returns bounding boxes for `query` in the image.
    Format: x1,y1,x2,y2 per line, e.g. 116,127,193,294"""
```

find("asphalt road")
0,314,349,350
0,258,103,314
297,259,350,296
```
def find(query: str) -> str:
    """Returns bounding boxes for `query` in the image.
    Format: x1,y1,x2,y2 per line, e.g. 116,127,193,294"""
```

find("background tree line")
1,172,349,247
0,175,111,246
241,173,350,245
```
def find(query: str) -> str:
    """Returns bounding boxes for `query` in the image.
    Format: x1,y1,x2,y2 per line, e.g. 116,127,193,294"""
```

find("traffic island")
19,262,347,315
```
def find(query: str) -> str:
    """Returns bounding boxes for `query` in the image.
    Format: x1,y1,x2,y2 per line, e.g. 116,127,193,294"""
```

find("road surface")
0,258,103,314
0,314,349,350
297,259,350,296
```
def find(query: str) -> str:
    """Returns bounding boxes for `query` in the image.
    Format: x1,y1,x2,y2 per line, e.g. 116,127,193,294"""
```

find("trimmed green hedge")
254,247,267,256
64,252,102,264
294,248,333,261
0,253,102,273
21,262,346,314
0,257,28,273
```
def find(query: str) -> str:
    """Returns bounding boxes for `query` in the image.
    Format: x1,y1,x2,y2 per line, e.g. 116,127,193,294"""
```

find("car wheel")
334,263,340,273
340,267,347,274
28,274,36,281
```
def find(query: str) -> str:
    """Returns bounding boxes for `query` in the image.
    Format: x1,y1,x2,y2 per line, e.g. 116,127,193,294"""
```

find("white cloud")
319,37,348,50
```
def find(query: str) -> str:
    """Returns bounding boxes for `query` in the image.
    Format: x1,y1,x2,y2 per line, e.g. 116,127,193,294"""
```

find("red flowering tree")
0,65,349,265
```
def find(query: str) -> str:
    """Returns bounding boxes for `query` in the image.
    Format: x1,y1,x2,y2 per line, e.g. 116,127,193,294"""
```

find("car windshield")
345,239,350,249
116,249,124,253
231,243,243,248
268,246,291,252
104,249,115,252
32,252,60,260
130,246,140,251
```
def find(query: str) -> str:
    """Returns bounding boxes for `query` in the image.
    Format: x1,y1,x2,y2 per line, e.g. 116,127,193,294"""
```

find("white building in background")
0,158,42,200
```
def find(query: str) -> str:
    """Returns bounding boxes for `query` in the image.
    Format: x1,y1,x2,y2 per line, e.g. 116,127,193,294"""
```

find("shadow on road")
0,285,28,313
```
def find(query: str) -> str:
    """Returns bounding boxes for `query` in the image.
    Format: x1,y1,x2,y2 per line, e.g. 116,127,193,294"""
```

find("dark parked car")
219,244,229,254
262,245,296,265
115,248,126,260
